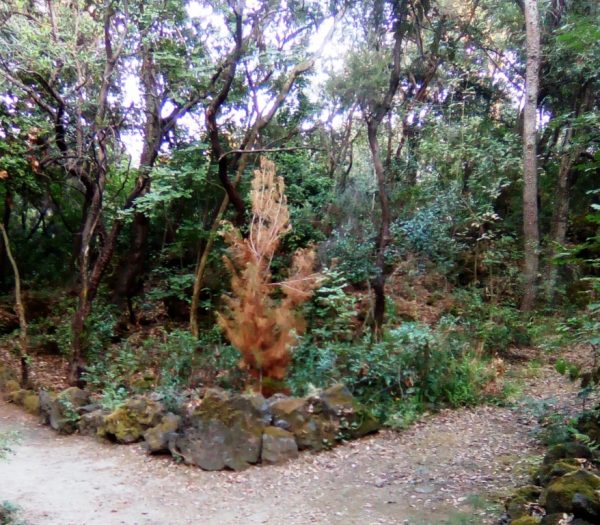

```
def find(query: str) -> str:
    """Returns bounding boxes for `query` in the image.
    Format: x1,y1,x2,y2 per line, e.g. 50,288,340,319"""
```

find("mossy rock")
514,485,543,500
318,384,381,439
100,396,165,444
576,410,600,443
2,379,20,395
534,459,581,487
0,365,17,390
143,413,181,454
39,387,91,434
170,389,267,470
194,388,269,426
78,409,107,437
261,426,298,464
542,469,600,520
23,392,40,415
511,517,540,525
270,396,337,451
543,443,593,465
506,485,542,520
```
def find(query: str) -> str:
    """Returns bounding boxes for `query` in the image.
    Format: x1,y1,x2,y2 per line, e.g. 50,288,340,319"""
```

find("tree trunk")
545,130,573,302
0,224,29,387
68,165,148,385
368,123,391,333
0,191,12,290
112,42,162,310
520,0,541,312
545,84,594,303
360,0,409,334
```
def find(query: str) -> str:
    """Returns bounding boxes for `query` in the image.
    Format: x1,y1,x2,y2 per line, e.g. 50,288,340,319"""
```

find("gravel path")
0,364,587,525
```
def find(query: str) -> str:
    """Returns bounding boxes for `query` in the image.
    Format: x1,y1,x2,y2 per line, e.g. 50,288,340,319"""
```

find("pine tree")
217,158,321,394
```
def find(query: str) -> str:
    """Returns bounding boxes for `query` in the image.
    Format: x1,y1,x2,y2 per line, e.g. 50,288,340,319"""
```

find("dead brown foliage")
217,158,321,393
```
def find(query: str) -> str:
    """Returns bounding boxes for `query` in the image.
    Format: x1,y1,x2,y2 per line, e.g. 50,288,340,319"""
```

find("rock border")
0,364,380,471
500,418,600,525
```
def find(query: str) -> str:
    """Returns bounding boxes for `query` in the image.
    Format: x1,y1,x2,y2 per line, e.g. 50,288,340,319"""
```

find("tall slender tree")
520,0,541,311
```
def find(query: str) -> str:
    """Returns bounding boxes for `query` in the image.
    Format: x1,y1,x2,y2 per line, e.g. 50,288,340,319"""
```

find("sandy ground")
0,364,588,525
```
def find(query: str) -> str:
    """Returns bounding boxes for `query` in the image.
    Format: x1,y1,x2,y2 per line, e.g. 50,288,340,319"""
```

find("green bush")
0,501,25,525
325,228,376,286
289,321,496,422
304,268,358,343
452,290,531,353
83,326,242,408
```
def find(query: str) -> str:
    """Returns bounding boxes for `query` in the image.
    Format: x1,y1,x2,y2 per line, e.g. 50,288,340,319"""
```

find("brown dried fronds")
217,158,321,394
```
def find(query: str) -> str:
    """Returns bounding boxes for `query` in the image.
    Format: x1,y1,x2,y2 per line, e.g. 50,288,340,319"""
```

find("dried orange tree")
217,157,321,394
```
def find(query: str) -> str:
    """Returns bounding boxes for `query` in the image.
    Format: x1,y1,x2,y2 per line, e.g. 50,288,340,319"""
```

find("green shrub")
304,268,358,343
325,228,376,285
289,321,496,421
83,326,242,408
0,501,25,525
0,431,20,461
452,290,531,353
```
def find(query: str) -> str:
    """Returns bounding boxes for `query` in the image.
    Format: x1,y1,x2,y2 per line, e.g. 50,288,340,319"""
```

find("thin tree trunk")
0,191,12,290
545,128,574,302
545,84,594,303
112,40,163,310
362,0,410,334
190,194,230,337
368,123,391,333
0,224,29,387
520,0,541,312
189,6,346,336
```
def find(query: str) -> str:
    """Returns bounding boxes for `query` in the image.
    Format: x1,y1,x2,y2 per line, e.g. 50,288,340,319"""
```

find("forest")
0,0,599,524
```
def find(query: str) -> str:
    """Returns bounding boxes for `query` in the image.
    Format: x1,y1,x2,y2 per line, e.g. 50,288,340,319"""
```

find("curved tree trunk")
368,123,391,333
361,0,409,335
0,191,12,291
0,224,29,387
189,5,346,336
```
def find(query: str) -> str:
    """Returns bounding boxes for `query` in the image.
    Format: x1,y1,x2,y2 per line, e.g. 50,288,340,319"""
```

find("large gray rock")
39,387,90,434
169,388,266,471
261,426,298,464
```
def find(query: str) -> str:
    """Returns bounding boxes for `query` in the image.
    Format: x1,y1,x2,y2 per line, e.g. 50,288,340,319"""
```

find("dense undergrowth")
2,198,597,430
4,274,591,429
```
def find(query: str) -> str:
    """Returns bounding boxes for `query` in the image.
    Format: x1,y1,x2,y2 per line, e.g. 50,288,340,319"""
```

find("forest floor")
0,348,594,525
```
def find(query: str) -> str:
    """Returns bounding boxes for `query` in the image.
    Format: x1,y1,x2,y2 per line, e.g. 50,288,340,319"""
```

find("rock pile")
503,430,600,525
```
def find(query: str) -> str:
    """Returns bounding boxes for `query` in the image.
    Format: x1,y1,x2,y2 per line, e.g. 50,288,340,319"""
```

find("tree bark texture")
520,0,541,312
368,123,391,332
363,0,409,334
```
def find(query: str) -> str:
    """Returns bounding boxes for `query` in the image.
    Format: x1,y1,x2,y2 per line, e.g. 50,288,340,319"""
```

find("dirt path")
0,365,586,525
